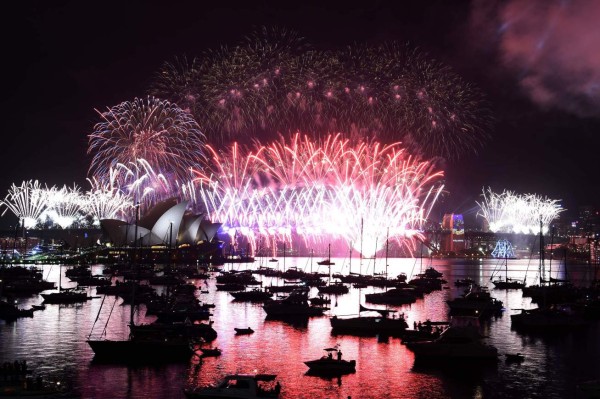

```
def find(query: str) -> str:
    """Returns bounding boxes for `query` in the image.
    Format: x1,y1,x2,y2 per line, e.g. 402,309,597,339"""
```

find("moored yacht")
330,305,409,336
263,287,325,317
405,316,498,362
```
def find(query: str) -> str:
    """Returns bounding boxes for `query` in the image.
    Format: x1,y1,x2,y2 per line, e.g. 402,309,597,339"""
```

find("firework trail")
194,134,444,257
150,28,490,159
88,96,207,189
476,188,563,234
0,180,49,229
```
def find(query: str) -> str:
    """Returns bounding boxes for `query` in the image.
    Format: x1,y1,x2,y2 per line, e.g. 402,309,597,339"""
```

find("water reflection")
1,258,599,398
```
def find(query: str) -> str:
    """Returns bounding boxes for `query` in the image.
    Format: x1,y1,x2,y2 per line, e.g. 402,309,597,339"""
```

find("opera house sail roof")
100,199,221,247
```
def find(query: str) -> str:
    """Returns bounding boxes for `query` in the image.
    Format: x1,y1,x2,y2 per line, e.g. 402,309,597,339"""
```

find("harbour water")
1,257,599,398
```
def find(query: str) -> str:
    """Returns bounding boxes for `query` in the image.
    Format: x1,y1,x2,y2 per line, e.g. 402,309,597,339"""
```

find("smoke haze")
471,0,600,117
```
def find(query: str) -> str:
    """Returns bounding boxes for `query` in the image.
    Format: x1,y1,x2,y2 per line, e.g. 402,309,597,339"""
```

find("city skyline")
2,0,600,228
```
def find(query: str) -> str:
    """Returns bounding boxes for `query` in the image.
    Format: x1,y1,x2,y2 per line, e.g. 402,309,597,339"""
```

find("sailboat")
87,205,197,363
330,304,409,336
491,254,525,289
511,219,587,331
317,244,335,266
41,264,89,304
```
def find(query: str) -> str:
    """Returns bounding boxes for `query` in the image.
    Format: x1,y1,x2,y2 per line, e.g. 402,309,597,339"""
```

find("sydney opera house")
100,198,224,263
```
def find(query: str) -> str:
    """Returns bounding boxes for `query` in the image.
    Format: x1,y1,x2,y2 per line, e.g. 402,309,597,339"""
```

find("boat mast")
349,247,352,275
360,218,363,276
385,228,389,288
549,225,554,280
130,202,140,327
505,252,508,282
373,237,377,276
539,217,545,285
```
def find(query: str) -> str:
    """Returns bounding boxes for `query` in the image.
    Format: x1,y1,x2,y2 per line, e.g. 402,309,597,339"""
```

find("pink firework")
194,134,444,257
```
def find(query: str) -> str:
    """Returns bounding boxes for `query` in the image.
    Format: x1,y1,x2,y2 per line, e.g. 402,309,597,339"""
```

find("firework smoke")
470,0,600,116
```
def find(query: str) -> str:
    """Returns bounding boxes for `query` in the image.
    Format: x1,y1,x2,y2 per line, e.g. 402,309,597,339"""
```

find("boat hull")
406,341,498,361
87,339,193,363
330,316,408,336
304,358,356,375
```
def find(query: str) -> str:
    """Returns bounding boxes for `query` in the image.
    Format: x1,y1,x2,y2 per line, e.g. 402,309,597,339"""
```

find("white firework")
477,188,563,234
0,180,50,229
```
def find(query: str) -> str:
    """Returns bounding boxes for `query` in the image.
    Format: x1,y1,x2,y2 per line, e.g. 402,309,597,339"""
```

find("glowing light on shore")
476,188,563,234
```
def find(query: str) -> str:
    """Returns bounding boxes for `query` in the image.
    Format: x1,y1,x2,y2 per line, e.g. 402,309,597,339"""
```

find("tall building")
441,213,465,253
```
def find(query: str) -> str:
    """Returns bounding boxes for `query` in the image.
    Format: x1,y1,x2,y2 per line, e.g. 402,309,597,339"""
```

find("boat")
199,347,222,357
492,255,525,289
309,294,330,306
230,288,273,302
40,264,89,304
505,352,525,363
86,207,195,363
401,320,449,343
304,347,356,375
405,316,498,363
511,222,589,332
184,374,280,399
446,285,503,317
0,300,34,321
364,287,418,305
454,278,476,287
330,305,409,336
129,320,218,342
234,327,254,335
262,287,325,318
510,304,589,331
317,244,335,266
317,282,349,295
41,287,89,304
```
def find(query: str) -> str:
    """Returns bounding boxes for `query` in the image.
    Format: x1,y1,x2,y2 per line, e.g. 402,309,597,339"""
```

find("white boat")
184,374,280,398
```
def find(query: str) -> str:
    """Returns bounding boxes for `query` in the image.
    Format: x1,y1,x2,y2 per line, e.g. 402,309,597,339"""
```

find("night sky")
2,0,599,228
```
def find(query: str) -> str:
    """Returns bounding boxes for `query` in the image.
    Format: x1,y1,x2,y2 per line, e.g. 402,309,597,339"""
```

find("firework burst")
42,185,84,229
0,180,49,229
88,96,207,188
150,28,490,159
195,134,444,257
83,177,134,225
476,188,563,234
